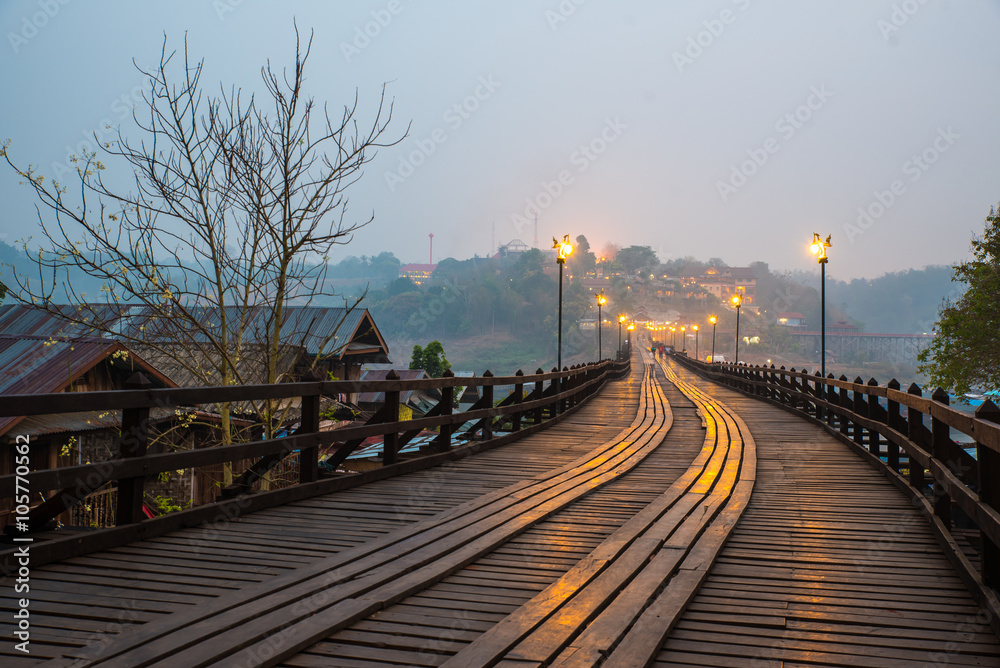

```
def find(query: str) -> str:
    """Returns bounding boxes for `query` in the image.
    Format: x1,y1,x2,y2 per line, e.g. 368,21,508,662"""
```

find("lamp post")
680,326,686,354
595,291,607,361
618,314,626,359
810,233,832,378
670,326,676,348
693,324,699,361
553,235,573,371
731,291,743,365
709,315,717,362
626,322,634,355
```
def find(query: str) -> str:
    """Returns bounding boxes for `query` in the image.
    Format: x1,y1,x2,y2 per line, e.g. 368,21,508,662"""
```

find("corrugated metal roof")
0,304,389,360
0,334,177,436
358,369,429,404
9,410,121,438
0,336,116,397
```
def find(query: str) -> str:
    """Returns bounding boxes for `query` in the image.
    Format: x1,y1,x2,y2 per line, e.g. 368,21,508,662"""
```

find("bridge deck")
2,353,999,667
654,360,1000,668
1,362,645,666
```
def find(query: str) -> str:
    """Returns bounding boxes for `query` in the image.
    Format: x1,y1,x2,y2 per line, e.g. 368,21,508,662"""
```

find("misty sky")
2,1,998,280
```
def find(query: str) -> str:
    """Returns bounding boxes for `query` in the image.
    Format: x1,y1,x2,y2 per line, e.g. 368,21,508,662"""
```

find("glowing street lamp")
618,314,626,359
709,315,718,362
693,324,699,360
810,232,832,377
669,325,676,348
731,291,743,365
626,322,635,354
553,235,573,371
680,326,686,354
595,291,607,361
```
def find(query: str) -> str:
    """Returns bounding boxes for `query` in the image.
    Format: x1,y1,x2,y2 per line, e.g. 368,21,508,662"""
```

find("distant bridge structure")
792,330,935,365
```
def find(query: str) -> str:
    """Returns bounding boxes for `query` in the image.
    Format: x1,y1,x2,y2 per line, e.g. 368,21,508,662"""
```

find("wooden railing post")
534,368,545,425
512,370,524,432
551,367,561,417
566,366,579,410
788,369,799,410
814,370,824,422
298,370,322,484
907,383,925,491
482,371,494,440
826,374,837,427
852,377,867,449
776,366,788,405
886,379,901,471
839,375,851,437
436,369,455,452
931,387,953,528
116,372,152,526
382,370,400,466
867,378,881,458
975,399,1000,587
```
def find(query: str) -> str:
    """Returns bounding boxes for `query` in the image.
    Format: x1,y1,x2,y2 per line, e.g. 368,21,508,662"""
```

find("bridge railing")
0,355,630,564
671,353,1000,598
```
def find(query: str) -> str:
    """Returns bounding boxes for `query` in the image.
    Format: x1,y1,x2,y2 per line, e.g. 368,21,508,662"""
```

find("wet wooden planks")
278,367,706,667
653,359,1000,668
0,365,641,665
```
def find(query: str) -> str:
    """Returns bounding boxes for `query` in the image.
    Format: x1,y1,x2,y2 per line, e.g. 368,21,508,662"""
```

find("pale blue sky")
2,0,998,279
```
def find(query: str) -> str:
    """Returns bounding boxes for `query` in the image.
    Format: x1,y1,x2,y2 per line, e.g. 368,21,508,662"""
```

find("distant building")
776,312,807,329
399,263,437,285
495,239,532,258
829,320,860,334
689,266,758,312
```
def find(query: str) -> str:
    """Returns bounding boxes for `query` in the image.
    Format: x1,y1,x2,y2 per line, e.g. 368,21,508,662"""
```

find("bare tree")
1,27,404,463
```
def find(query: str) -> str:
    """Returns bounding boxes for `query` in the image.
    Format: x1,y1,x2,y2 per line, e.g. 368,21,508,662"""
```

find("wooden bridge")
2,345,1000,667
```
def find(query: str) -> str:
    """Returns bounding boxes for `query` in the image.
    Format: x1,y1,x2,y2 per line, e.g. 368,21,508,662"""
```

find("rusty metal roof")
0,335,120,396
0,334,177,437
0,304,390,360
8,410,121,439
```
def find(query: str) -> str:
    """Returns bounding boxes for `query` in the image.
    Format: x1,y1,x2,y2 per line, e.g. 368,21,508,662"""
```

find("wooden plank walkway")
653,356,1000,668
66,359,673,667
0,355,644,666
275,361,708,667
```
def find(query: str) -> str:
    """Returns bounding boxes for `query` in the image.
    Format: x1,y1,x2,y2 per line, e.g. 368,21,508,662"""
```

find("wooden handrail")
671,352,1000,595
0,354,631,534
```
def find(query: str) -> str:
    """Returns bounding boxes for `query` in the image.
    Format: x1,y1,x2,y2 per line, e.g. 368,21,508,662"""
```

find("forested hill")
804,265,958,334
1,239,960,337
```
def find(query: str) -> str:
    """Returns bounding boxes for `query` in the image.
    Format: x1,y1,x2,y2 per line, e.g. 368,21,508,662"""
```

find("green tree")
617,245,659,275
569,234,596,276
409,340,451,377
918,205,1000,394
